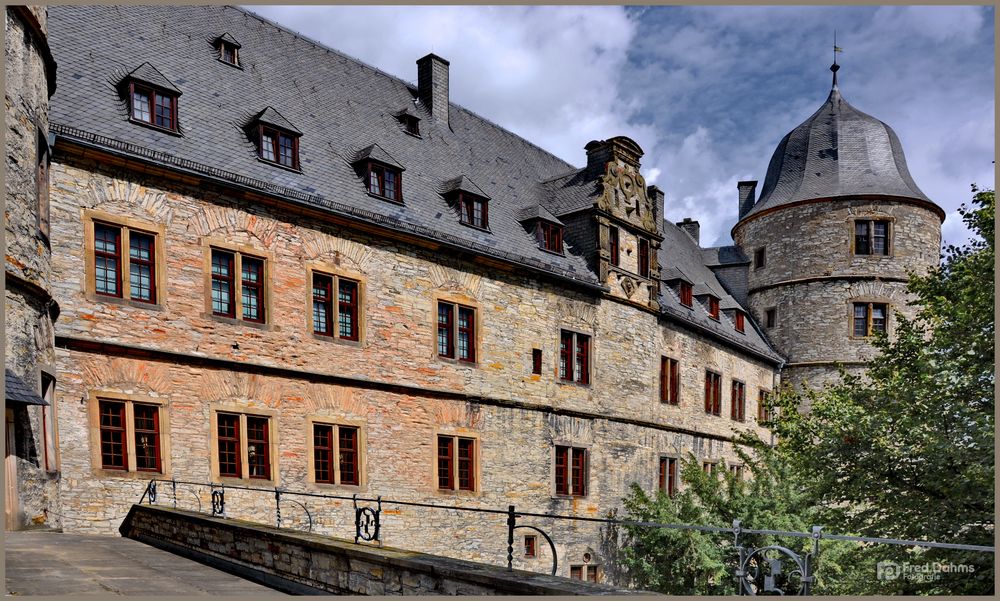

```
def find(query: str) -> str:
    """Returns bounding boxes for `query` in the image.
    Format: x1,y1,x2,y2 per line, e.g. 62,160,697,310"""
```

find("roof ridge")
231,5,577,174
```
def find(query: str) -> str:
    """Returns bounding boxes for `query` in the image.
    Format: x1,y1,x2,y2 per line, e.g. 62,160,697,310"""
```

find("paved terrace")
4,530,282,596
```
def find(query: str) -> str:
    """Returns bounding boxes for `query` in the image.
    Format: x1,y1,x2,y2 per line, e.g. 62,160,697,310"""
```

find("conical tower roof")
742,66,940,221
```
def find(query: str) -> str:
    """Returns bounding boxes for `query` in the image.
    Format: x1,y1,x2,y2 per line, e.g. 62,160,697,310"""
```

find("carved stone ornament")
621,275,637,298
596,162,658,233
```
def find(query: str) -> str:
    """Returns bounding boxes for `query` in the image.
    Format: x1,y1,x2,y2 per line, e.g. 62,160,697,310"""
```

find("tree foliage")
617,188,994,595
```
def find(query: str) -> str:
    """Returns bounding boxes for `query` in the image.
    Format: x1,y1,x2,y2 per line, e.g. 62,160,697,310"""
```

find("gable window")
367,162,402,202
853,302,888,337
130,83,177,132
707,296,720,320
559,330,590,385
765,308,777,328
312,423,361,486
659,356,679,405
730,380,746,422
638,238,650,278
734,311,745,333
96,398,164,474
854,219,890,256
659,456,678,497
754,247,766,269
679,281,693,307
609,226,620,266
215,411,273,481
554,445,587,496
91,221,160,305
437,434,476,492
459,193,489,229
312,272,360,341
537,221,563,254
438,301,476,362
210,248,268,324
704,371,722,416
257,125,299,170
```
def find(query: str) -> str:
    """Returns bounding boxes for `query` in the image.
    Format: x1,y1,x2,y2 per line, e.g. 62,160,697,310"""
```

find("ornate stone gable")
595,159,659,235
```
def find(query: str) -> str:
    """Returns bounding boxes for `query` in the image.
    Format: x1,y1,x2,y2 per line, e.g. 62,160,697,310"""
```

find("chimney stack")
737,180,758,220
647,185,664,228
417,53,449,125
676,218,700,246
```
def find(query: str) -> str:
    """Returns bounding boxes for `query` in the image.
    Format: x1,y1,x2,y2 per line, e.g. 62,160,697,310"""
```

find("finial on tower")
831,31,843,88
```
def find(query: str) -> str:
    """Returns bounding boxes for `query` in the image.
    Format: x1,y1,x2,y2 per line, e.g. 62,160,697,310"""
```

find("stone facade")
4,5,60,531
47,151,775,581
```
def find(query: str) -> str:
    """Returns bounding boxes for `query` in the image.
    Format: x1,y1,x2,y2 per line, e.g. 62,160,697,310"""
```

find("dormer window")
248,107,302,171
537,221,563,254
679,282,693,307
707,296,720,320
213,33,242,68
121,63,181,133
735,311,745,333
367,162,401,202
460,193,488,229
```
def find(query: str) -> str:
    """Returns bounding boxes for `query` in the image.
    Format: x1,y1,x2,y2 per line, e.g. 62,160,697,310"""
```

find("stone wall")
48,153,777,581
121,504,642,595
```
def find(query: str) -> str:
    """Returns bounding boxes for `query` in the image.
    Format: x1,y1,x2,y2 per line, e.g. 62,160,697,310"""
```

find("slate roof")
254,106,300,135
536,170,601,216
702,245,749,267
5,370,48,406
517,204,564,226
743,82,940,221
352,143,404,170
658,223,781,362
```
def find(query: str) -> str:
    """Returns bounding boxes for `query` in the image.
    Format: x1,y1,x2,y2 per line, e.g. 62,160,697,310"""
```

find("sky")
250,5,994,248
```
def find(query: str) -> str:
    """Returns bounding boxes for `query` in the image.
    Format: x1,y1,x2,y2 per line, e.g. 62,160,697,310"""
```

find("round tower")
4,5,59,529
732,63,943,391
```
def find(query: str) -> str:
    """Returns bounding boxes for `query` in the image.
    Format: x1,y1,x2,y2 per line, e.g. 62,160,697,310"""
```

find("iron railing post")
171,478,177,509
506,504,516,572
275,488,282,528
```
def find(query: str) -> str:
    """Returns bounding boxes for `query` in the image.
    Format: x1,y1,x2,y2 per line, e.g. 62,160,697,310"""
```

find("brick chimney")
737,180,758,220
647,185,664,227
676,218,700,245
417,53,449,125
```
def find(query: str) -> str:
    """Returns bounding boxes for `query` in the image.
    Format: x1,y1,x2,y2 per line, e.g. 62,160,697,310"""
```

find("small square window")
754,247,766,269
854,220,891,256
524,535,537,558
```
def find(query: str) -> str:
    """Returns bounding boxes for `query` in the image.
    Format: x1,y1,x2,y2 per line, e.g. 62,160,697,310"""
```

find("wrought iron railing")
136,478,994,595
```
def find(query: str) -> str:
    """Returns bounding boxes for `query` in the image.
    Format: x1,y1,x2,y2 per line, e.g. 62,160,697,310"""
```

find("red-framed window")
313,423,360,486
660,356,679,405
609,226,620,266
537,221,563,254
555,445,587,496
531,348,543,375
217,413,241,478
524,535,537,558
241,256,265,323
258,125,299,170
708,296,720,320
94,223,123,298
211,249,236,318
246,416,270,479
312,273,360,341
133,403,161,472
130,82,177,131
853,302,888,337
99,400,128,470
437,435,476,491
559,330,590,385
638,238,650,278
704,371,722,416
659,456,678,497
679,282,693,307
854,220,890,256
366,162,402,202
735,311,745,333
437,302,476,362
128,231,156,303
338,278,360,341
731,380,746,422
312,273,334,336
459,193,489,229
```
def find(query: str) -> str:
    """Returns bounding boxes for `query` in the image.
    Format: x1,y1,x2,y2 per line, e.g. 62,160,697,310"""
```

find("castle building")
3,4,940,583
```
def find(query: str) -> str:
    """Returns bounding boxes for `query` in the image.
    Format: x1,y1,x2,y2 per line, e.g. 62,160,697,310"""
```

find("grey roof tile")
353,143,405,170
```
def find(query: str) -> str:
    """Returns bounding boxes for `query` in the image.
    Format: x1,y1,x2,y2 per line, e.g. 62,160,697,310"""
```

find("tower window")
853,302,888,337
754,247,766,269
765,308,777,328
854,220,891,256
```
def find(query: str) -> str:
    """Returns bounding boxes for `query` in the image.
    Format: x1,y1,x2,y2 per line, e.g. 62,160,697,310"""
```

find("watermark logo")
877,560,975,583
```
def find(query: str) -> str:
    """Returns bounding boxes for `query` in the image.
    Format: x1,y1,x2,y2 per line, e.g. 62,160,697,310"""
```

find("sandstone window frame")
558,328,592,386
850,217,894,257
305,263,366,346
849,300,890,339
83,210,167,310
200,238,274,329
209,405,279,485
658,455,679,497
305,416,367,490
433,430,480,496
87,390,171,480
659,356,680,405
432,293,482,365
729,463,746,479
702,460,718,476
553,443,589,498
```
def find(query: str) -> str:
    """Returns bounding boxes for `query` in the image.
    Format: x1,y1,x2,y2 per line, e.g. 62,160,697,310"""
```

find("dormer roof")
213,32,242,48
125,62,181,94
517,204,563,226
441,175,490,200
352,143,404,170
253,106,300,135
